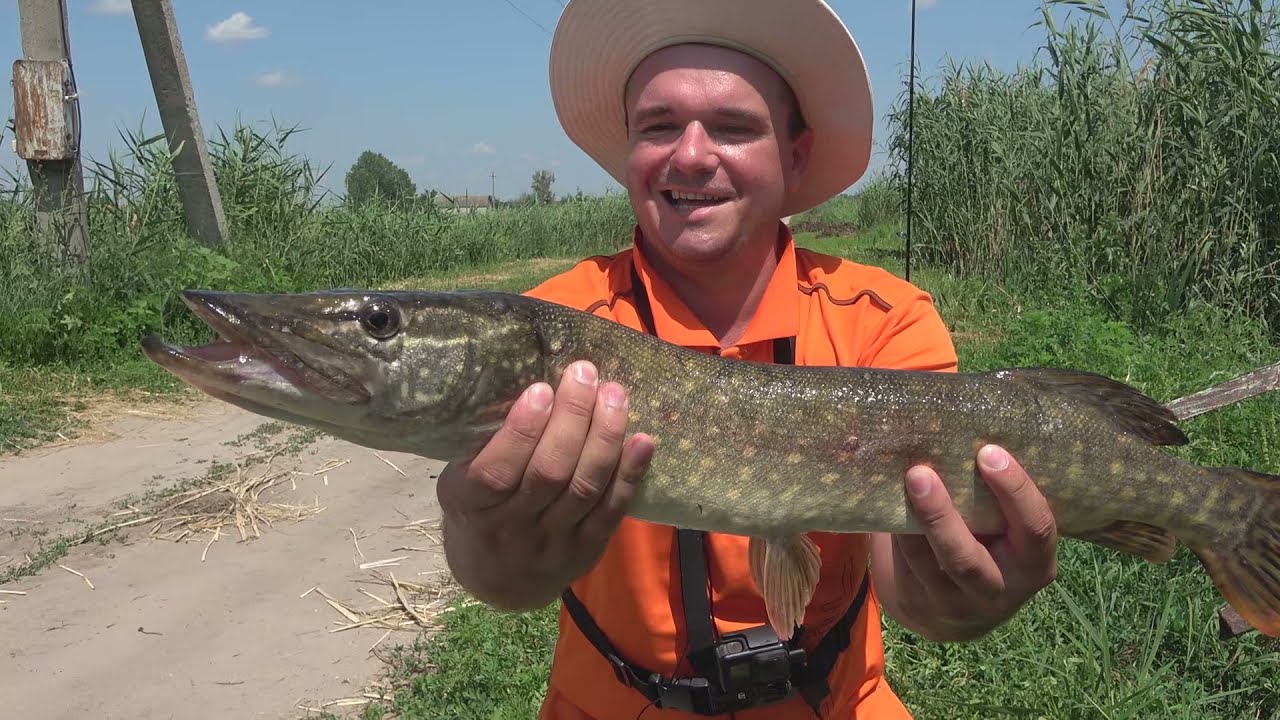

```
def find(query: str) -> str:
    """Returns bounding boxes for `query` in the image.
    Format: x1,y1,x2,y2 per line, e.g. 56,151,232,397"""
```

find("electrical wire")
499,0,552,35
905,0,918,282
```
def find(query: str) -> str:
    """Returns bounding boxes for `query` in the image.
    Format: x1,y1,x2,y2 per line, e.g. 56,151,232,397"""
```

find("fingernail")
574,362,597,386
906,468,933,498
979,444,1009,471
526,383,552,411
603,384,626,410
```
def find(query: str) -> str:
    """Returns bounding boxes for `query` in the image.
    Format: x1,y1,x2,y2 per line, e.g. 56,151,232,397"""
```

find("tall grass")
0,121,632,369
885,0,1280,336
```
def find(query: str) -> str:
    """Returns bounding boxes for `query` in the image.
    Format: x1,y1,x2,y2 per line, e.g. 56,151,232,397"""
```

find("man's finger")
513,362,601,519
577,432,654,546
891,533,952,609
539,381,631,533
444,382,553,512
905,465,1004,595
976,445,1059,571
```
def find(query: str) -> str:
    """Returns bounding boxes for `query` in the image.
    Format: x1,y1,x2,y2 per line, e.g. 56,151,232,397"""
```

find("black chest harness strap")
558,265,873,716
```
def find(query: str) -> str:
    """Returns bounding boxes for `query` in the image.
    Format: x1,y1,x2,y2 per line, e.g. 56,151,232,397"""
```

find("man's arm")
437,361,654,612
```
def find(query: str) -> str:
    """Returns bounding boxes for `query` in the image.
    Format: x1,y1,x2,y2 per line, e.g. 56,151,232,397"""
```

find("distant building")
434,192,494,213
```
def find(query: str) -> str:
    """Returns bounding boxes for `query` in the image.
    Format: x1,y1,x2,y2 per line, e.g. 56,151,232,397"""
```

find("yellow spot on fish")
820,473,839,486
678,438,693,451
787,452,803,465
743,446,757,459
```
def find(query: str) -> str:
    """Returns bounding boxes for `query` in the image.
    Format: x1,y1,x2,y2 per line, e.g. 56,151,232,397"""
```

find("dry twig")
58,564,94,589
305,570,459,636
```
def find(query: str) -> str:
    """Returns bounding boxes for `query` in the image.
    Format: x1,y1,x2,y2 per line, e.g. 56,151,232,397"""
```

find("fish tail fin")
1187,467,1280,638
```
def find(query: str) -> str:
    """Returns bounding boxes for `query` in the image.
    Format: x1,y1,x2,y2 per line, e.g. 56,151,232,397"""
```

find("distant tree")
531,169,556,204
345,151,417,206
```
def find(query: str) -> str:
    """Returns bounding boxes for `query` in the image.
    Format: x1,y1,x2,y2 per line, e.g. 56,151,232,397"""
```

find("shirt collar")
629,222,800,350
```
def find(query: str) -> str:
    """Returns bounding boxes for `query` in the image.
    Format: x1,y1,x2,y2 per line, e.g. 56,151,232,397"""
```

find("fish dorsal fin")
996,368,1188,446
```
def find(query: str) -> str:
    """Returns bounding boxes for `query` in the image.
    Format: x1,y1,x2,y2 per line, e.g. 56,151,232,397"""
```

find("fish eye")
359,299,401,340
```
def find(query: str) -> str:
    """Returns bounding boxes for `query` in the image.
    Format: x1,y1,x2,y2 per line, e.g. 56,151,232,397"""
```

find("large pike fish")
140,289,1280,640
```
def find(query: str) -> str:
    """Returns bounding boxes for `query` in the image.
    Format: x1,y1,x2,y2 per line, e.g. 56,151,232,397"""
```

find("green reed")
885,0,1280,336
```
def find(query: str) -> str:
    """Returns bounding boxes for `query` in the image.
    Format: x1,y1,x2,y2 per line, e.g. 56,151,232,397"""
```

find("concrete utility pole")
12,0,91,269
130,0,228,247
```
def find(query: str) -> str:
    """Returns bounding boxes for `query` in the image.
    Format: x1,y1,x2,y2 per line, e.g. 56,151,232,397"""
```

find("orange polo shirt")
524,223,958,719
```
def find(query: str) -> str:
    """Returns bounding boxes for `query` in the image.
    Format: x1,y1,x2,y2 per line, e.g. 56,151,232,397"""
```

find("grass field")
3,0,1280,717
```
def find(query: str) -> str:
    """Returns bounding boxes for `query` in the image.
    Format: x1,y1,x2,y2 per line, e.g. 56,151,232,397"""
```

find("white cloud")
255,71,288,87
207,12,269,43
470,141,496,155
89,0,132,16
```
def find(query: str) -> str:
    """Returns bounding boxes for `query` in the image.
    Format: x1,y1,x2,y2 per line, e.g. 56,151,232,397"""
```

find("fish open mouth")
140,290,369,404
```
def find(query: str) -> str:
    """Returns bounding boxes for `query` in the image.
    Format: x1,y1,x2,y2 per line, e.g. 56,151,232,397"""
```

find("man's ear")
787,128,815,190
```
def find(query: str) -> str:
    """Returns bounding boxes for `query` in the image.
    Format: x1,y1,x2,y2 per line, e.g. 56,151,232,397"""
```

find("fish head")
141,289,550,459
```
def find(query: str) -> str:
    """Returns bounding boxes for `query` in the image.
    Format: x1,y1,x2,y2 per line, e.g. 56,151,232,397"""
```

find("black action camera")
665,624,808,713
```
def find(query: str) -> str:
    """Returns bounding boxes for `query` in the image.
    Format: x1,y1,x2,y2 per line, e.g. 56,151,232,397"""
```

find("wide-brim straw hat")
548,0,874,217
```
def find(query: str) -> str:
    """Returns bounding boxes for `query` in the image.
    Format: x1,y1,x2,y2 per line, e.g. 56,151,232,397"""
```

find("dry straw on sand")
147,454,327,558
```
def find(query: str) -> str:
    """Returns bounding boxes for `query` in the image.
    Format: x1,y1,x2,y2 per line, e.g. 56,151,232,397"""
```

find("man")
437,0,1060,717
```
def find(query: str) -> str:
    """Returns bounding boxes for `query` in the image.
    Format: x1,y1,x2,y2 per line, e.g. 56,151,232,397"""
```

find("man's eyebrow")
709,107,768,124
631,105,673,124
629,105,769,125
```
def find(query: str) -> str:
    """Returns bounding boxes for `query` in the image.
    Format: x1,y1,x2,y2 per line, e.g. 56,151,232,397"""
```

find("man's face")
623,44,813,271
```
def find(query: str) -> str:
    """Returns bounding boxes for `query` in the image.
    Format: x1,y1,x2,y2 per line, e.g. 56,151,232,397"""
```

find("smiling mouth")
663,190,731,211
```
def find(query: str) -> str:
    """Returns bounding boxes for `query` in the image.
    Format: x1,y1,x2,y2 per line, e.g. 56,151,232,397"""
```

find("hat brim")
549,0,874,217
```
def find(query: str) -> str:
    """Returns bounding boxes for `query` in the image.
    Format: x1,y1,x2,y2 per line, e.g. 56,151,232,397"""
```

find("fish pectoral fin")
1073,520,1177,563
747,534,822,642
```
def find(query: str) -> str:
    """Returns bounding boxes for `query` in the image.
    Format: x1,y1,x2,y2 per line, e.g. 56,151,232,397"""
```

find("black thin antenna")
905,0,918,282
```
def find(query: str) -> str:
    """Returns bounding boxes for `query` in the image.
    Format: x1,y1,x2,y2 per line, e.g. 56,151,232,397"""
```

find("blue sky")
1,0,1131,201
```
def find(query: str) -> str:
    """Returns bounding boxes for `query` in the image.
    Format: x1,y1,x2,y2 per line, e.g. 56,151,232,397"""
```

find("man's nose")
670,123,718,176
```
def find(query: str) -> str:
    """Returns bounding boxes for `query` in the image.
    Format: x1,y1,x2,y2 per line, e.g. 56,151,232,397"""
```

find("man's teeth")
669,191,725,202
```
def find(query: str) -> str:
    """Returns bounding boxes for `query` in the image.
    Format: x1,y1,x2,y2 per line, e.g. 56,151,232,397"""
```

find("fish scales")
539,302,1179,539
139,288,1280,640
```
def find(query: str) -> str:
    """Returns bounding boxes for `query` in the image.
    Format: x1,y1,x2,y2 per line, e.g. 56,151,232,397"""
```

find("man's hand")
436,360,655,612
871,444,1059,642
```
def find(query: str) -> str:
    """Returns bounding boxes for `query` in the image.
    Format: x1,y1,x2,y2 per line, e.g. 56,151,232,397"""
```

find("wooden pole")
12,0,90,269
129,0,228,247
1163,359,1280,639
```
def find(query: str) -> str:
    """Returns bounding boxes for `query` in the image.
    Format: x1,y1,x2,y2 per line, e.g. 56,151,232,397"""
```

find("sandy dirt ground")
0,395,454,720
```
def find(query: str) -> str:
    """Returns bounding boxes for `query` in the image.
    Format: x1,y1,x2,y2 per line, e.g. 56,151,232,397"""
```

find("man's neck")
640,226,783,350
